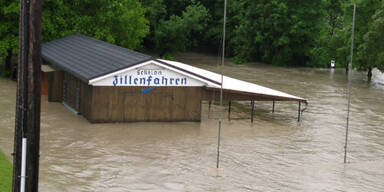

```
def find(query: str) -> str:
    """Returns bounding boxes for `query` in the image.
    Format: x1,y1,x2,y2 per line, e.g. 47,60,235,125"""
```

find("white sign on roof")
92,64,206,87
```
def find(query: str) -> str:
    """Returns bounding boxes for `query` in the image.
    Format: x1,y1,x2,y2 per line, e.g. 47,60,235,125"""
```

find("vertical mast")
344,2,356,164
216,0,227,169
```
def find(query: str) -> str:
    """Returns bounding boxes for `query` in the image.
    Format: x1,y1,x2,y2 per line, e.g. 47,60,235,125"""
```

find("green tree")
44,0,149,49
199,0,244,55
0,0,19,77
141,0,167,49
232,0,325,66
154,1,210,57
359,3,384,81
310,0,345,68
1,0,149,77
341,0,381,75
326,0,344,37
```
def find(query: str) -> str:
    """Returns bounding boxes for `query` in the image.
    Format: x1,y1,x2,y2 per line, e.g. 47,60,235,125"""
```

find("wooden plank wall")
41,72,49,95
63,72,80,111
48,71,63,102
79,81,93,120
61,72,93,120
90,86,203,122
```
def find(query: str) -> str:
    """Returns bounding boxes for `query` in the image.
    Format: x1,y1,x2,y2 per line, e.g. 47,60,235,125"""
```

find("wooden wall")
62,73,81,111
61,72,93,120
41,72,49,95
48,71,63,102
49,72,204,122
89,86,203,123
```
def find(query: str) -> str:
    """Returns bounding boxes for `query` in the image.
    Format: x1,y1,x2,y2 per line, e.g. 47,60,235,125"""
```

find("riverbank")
0,150,12,192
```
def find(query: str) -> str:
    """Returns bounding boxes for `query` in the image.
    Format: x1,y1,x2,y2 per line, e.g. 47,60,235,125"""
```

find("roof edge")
154,59,221,86
86,58,154,82
205,87,308,103
42,57,89,83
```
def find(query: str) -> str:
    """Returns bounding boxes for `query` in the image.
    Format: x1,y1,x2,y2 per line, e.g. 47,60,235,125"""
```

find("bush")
1,70,12,78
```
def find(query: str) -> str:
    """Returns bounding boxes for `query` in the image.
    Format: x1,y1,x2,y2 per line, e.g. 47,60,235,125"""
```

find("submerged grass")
0,151,12,192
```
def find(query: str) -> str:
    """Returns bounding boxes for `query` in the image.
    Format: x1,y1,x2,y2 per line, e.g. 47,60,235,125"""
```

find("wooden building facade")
42,34,307,123
48,71,203,122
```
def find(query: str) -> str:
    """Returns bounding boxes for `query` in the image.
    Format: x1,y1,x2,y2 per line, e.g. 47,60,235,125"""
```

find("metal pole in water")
216,0,227,169
344,3,356,164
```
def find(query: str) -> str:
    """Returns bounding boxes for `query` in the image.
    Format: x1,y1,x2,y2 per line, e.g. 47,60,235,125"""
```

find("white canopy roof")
159,59,306,102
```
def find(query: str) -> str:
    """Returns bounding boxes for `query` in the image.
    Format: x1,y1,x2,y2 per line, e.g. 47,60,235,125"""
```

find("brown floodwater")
1,52,384,191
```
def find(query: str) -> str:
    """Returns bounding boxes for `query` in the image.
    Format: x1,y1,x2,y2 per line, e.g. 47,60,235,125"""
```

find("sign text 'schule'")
112,70,187,86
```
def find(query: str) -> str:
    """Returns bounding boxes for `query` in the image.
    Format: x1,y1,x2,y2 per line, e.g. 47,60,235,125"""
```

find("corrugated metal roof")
158,59,307,102
43,34,306,102
42,34,152,82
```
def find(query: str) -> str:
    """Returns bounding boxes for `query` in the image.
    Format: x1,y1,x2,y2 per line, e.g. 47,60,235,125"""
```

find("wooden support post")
251,100,255,123
208,100,212,118
298,101,301,122
209,100,212,112
272,100,275,113
12,0,42,192
228,100,231,121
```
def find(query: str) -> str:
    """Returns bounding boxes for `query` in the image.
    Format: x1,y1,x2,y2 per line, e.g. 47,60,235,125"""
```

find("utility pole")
12,0,42,191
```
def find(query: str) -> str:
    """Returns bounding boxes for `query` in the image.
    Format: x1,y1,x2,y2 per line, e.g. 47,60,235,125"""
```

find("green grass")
0,151,12,192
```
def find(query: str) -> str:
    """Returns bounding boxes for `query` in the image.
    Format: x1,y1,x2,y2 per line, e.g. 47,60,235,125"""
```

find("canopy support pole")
272,100,275,113
298,101,301,122
208,100,211,115
228,100,231,121
251,100,255,123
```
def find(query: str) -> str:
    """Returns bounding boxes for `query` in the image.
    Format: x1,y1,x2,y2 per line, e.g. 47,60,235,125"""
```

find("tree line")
1,0,383,80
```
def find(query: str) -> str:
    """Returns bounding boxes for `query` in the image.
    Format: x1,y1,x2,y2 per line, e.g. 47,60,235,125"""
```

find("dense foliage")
1,0,384,80
312,0,383,79
1,0,149,77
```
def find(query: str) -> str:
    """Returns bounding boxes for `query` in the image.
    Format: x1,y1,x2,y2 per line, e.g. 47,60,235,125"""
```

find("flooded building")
41,34,306,123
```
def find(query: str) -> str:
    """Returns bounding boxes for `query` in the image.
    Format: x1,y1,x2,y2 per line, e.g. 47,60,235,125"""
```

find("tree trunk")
367,67,372,82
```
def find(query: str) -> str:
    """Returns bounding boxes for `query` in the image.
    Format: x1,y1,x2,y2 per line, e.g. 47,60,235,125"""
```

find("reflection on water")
1,53,384,191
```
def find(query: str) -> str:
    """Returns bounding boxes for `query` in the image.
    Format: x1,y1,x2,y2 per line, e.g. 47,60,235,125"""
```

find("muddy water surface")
1,53,384,191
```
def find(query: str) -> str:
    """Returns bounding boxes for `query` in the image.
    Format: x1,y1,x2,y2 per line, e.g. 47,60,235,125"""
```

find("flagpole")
344,2,356,164
216,0,227,169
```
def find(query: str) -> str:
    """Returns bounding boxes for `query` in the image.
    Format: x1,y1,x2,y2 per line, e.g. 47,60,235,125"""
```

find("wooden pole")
228,100,231,121
251,100,254,123
12,0,42,191
272,100,275,113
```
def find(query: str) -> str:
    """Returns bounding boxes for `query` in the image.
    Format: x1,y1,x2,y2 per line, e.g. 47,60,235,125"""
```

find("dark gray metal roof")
42,34,153,82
